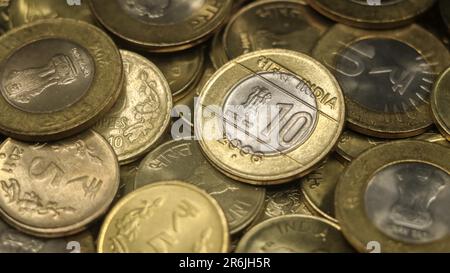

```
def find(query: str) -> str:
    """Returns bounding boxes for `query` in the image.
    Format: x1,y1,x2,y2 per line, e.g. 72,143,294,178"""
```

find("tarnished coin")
117,160,140,204
336,141,450,252
90,0,233,52
98,181,229,253
307,0,435,29
210,28,229,70
134,140,265,234
195,49,345,184
0,130,119,238
94,50,172,165
301,155,344,223
432,67,450,141
0,19,123,141
0,219,95,253
223,0,330,60
235,215,353,253
313,24,450,138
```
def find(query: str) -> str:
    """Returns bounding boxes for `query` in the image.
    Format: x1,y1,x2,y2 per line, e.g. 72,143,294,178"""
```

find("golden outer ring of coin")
335,140,450,252
97,180,229,253
0,130,120,238
431,67,450,141
195,49,345,185
307,0,435,29
89,0,233,53
235,214,341,252
313,24,450,139
0,18,124,142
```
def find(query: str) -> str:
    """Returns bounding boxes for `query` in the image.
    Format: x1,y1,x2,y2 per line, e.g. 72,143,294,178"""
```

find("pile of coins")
0,0,449,253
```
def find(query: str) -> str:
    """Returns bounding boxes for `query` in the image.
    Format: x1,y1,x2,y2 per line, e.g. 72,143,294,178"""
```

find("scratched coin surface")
0,130,119,238
94,50,172,165
90,0,233,52
134,139,266,234
235,215,353,253
223,0,331,59
313,24,450,138
195,49,345,184
98,181,229,253
307,0,435,29
0,19,123,141
336,141,450,252
0,219,95,253
432,67,450,141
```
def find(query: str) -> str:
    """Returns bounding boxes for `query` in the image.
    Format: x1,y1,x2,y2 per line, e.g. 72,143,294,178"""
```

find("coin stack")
0,0,449,253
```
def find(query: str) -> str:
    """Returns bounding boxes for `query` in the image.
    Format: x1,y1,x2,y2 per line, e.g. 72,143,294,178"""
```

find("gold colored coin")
235,215,354,253
94,50,172,165
301,155,345,223
210,28,229,70
313,24,450,138
0,19,124,141
336,140,450,252
0,130,119,238
98,181,229,253
89,0,233,52
223,0,330,60
195,49,345,185
307,0,435,29
432,67,450,141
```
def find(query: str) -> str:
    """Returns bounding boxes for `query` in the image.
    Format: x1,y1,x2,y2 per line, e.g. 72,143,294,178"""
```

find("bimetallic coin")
0,19,123,141
94,50,172,165
223,0,331,60
0,130,119,238
0,219,95,253
90,0,233,52
134,140,266,234
301,155,345,222
336,141,450,252
195,49,345,184
432,67,450,141
313,24,450,138
235,215,353,253
308,0,435,29
98,181,229,253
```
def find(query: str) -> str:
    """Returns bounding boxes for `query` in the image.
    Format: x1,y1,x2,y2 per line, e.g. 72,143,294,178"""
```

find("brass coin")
223,0,330,60
307,0,435,29
210,28,229,70
134,140,266,234
0,218,95,253
0,19,123,141
94,50,172,165
432,67,450,141
117,160,140,204
195,49,345,184
441,0,450,33
0,130,119,238
235,215,353,253
313,24,450,138
89,0,233,52
98,181,229,253
301,155,344,223
336,140,450,252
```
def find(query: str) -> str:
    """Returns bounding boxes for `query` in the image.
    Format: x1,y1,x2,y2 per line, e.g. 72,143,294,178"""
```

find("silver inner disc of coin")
349,0,403,6
0,38,95,113
117,0,205,25
365,162,450,244
334,38,433,113
223,72,318,155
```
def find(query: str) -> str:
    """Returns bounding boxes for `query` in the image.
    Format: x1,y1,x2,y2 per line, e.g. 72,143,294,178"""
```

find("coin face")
336,141,450,252
432,67,450,141
210,28,228,70
195,49,345,184
98,181,229,253
307,0,435,29
90,0,233,52
134,140,265,234
94,50,172,165
235,215,353,253
0,130,119,237
313,24,450,138
223,0,330,59
0,19,123,141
